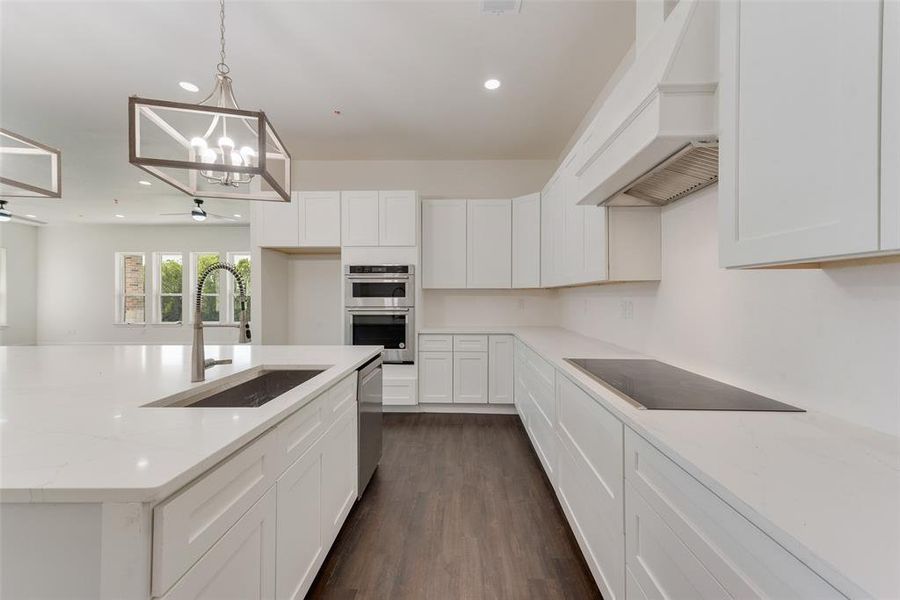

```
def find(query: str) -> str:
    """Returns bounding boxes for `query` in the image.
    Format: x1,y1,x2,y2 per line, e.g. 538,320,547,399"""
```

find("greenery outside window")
227,252,251,323
192,252,221,323
155,253,184,323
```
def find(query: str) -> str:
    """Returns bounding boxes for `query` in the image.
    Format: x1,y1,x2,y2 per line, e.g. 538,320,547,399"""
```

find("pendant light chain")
217,0,229,75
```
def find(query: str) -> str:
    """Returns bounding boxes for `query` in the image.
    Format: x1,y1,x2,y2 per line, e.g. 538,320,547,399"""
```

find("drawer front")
625,482,727,600
159,486,277,600
523,344,555,391
419,334,453,352
558,439,625,600
383,378,417,406
557,374,623,507
322,372,357,424
453,334,488,352
523,362,555,425
277,372,357,469
152,429,279,596
625,429,843,599
524,392,557,484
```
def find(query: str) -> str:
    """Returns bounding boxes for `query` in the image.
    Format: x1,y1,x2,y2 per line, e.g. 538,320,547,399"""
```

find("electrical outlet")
620,299,634,320
518,298,526,311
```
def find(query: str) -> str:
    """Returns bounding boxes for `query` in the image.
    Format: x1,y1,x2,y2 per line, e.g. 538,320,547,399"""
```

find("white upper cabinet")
512,193,541,288
341,191,380,246
254,196,300,247
719,0,883,267
882,0,900,251
379,190,417,246
467,199,512,288
422,199,467,288
299,191,341,247
342,190,417,247
540,176,562,287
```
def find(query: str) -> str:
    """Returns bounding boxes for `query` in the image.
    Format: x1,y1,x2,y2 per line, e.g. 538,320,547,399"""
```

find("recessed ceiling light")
114,214,125,219
179,81,199,93
233,214,242,218
138,180,152,186
484,78,501,90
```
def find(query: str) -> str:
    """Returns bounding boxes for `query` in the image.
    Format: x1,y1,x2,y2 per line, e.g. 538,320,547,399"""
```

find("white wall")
286,254,343,344
557,187,900,435
36,225,250,344
0,222,38,345
422,289,558,328
292,159,555,199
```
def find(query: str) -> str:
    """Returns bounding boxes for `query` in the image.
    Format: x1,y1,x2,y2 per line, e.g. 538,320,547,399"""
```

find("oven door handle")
347,308,411,315
347,276,412,282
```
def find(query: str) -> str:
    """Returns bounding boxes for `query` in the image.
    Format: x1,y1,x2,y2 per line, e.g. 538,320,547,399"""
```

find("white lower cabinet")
624,428,842,599
556,374,624,600
488,335,514,404
276,444,324,600
418,351,454,403
153,373,360,600
453,351,488,404
160,487,277,600
320,403,358,547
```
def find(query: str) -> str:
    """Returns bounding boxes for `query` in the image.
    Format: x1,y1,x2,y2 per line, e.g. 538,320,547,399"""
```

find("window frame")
114,251,147,325
153,251,185,325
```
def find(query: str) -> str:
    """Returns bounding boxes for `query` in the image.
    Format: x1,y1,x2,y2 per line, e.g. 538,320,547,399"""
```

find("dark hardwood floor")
307,413,602,600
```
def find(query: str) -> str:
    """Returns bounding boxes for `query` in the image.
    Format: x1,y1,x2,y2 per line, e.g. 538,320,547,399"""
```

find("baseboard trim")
384,403,518,415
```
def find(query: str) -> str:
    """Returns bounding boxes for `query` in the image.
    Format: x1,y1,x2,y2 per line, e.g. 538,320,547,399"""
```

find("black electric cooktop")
564,359,804,412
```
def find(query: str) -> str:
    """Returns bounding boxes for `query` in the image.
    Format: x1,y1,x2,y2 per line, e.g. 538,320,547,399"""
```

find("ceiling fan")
0,200,47,225
159,199,235,223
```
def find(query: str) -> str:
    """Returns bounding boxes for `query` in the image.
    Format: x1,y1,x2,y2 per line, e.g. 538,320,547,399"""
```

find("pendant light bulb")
230,151,242,166
239,146,255,162
190,137,208,150
218,136,234,149
0,201,11,223
191,199,207,222
201,148,217,163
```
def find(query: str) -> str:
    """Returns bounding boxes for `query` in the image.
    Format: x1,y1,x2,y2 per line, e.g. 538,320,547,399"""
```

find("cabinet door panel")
467,199,512,288
453,351,488,404
379,190,417,246
422,199,467,288
254,194,299,247
321,405,358,546
418,352,453,403
541,176,560,287
625,484,727,600
276,447,324,600
160,488,276,600
719,0,881,266
341,191,379,246
882,0,900,250
299,191,340,247
512,193,541,288
488,335,514,404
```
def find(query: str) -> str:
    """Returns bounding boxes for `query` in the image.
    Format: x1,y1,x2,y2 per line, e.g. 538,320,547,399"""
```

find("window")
0,248,7,326
115,252,146,324
192,252,221,323
155,253,183,323
227,252,251,323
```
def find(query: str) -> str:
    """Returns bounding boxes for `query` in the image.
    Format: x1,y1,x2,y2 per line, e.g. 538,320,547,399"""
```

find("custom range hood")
576,0,718,208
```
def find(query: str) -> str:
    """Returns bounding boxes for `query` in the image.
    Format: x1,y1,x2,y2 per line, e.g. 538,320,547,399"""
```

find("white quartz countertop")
0,344,381,504
421,326,900,599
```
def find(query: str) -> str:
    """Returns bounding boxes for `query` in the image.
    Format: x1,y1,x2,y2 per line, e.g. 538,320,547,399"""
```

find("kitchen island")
0,344,382,599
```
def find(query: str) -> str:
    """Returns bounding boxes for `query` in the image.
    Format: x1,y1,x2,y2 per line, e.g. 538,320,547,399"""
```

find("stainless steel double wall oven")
344,265,415,363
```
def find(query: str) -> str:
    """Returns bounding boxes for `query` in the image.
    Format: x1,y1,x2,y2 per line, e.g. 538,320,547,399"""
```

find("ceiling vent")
481,0,521,16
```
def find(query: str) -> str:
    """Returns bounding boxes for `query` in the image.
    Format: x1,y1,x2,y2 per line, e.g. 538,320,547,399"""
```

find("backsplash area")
558,187,900,435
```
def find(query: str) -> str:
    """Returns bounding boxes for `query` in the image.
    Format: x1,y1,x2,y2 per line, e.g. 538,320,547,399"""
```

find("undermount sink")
146,369,326,408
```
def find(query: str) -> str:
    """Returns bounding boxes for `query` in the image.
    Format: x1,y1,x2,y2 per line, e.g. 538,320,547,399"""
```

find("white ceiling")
0,0,634,224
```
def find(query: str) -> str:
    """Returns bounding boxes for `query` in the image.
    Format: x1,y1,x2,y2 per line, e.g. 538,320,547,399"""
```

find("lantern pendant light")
128,0,291,202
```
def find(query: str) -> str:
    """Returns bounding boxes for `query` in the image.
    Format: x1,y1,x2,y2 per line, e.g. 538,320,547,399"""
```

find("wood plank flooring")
307,413,602,600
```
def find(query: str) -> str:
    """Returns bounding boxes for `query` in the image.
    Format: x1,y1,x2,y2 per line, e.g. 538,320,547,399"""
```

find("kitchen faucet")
192,262,251,382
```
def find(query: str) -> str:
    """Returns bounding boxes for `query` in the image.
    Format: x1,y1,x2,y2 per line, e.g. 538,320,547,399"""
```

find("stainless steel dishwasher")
357,354,383,497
